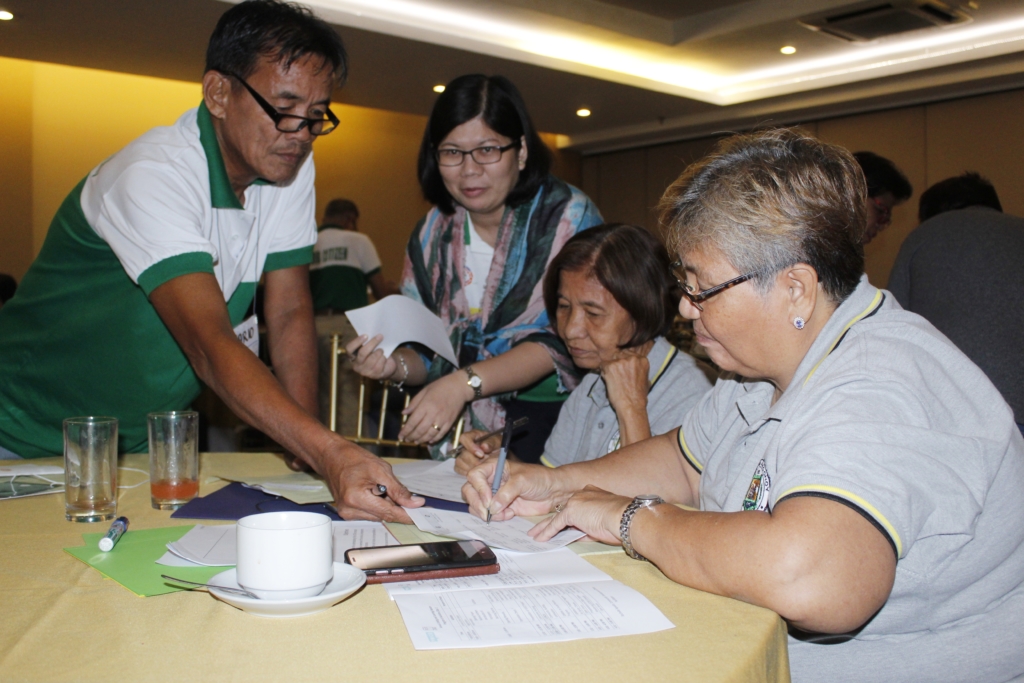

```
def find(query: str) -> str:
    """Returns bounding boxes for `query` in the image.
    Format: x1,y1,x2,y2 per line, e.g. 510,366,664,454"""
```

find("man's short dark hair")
543,224,678,349
0,274,17,304
205,0,347,85
853,151,913,201
418,74,552,215
323,198,359,223
918,172,1003,222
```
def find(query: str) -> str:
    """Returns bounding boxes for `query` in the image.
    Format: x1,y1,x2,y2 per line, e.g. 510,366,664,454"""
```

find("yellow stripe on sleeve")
650,346,676,387
677,428,704,474
777,484,904,557
539,455,557,468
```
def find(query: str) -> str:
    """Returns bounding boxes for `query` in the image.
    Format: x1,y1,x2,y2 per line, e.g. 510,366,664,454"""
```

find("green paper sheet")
64,526,228,597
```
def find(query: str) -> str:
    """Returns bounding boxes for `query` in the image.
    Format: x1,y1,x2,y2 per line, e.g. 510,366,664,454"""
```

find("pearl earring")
793,317,805,330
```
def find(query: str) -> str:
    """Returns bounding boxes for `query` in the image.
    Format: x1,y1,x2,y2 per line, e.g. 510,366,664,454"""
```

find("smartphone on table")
344,540,499,584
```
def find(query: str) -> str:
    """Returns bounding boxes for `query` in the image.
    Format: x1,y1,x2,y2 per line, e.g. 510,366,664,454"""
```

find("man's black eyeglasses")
227,72,338,136
671,260,754,312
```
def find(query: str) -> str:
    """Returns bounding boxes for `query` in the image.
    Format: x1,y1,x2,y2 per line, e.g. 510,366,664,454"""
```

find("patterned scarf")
401,176,602,455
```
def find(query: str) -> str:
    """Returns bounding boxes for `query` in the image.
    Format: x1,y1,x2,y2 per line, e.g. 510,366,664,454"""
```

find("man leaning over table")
0,0,421,522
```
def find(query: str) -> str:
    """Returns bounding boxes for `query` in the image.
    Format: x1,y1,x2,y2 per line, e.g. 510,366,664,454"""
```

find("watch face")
636,495,661,503
469,376,482,387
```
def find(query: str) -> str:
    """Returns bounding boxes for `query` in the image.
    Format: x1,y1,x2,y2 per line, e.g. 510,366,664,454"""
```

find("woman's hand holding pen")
462,458,567,522
454,429,502,475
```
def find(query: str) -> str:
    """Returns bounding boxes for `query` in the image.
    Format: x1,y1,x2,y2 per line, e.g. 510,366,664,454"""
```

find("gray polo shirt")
542,337,711,467
679,276,1024,683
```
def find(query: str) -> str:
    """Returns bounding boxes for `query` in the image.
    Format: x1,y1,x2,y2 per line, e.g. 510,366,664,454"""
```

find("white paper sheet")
391,458,467,503
155,521,398,567
405,507,585,553
393,580,674,649
345,295,459,367
384,548,611,598
166,524,236,566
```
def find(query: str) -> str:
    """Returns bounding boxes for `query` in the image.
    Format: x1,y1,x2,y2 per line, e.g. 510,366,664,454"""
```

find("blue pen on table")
486,417,528,524
98,516,129,552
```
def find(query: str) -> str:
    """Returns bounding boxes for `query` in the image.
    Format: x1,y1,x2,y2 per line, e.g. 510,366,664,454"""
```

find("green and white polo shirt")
0,103,316,458
309,226,381,312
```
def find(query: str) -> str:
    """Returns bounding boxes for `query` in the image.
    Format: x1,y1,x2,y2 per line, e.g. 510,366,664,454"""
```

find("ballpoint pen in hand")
486,419,519,524
452,417,528,458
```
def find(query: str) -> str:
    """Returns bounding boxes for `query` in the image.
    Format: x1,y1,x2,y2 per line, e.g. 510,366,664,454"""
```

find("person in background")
853,151,912,244
455,224,712,473
916,171,1003,222
0,274,16,311
0,0,421,521
347,74,602,461
464,129,1024,683
310,198,399,435
889,172,1024,434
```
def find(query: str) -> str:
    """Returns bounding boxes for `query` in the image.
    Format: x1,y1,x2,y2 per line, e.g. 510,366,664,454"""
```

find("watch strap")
465,366,483,400
620,496,663,561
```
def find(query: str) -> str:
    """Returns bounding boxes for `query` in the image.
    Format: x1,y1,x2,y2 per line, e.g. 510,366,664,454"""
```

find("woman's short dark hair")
205,0,348,85
418,74,552,214
543,224,678,349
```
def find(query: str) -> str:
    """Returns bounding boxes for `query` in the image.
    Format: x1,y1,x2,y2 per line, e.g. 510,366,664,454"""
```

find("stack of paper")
391,459,467,503
388,548,674,649
406,507,585,553
156,521,399,568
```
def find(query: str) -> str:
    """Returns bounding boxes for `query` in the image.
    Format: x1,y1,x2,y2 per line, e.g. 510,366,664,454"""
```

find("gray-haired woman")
463,129,1024,682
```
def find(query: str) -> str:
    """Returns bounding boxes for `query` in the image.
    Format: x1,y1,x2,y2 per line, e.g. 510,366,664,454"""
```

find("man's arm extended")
262,265,318,418
149,271,422,521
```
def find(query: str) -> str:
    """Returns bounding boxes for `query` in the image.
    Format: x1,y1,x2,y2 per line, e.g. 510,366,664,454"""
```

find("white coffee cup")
236,512,333,600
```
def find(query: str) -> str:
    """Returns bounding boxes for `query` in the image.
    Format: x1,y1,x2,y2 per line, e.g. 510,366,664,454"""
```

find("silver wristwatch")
465,366,483,400
620,495,663,561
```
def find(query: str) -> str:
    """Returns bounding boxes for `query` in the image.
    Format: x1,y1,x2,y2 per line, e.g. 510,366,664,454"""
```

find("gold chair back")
328,334,464,450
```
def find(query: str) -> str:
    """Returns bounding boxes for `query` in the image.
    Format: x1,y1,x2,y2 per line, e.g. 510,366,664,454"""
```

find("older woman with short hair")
463,129,1024,682
455,223,711,472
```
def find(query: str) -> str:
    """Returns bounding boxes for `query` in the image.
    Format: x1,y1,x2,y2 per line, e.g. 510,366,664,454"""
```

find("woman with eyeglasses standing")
347,74,602,459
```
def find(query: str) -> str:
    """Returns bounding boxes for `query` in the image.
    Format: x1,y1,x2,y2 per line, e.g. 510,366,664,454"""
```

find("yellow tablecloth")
0,453,789,683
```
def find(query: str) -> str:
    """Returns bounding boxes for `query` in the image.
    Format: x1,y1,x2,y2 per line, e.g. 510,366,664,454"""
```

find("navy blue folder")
170,481,468,521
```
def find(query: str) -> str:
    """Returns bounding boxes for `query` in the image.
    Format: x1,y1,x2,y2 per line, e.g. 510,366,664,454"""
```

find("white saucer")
208,563,366,618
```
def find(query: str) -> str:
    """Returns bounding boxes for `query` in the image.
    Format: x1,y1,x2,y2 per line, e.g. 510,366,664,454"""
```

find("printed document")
391,458,467,503
346,295,459,367
406,507,585,553
157,521,398,567
393,580,674,649
384,548,612,597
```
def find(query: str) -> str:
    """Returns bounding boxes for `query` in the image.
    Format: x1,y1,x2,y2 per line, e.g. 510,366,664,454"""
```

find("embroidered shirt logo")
742,459,771,512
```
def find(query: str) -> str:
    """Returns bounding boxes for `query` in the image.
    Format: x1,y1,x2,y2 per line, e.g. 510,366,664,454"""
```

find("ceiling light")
576,108,591,117
0,11,14,20
268,0,1024,106
432,84,445,93
780,46,797,55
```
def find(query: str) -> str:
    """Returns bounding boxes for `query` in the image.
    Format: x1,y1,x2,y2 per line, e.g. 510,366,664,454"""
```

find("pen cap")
99,537,115,552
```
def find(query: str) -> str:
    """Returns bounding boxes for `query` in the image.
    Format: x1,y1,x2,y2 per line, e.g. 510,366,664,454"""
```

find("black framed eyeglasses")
671,260,754,312
435,141,521,167
227,72,339,136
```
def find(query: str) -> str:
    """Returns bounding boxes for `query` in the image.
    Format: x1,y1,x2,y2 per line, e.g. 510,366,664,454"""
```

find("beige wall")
0,59,34,280
0,57,580,285
582,88,1024,288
